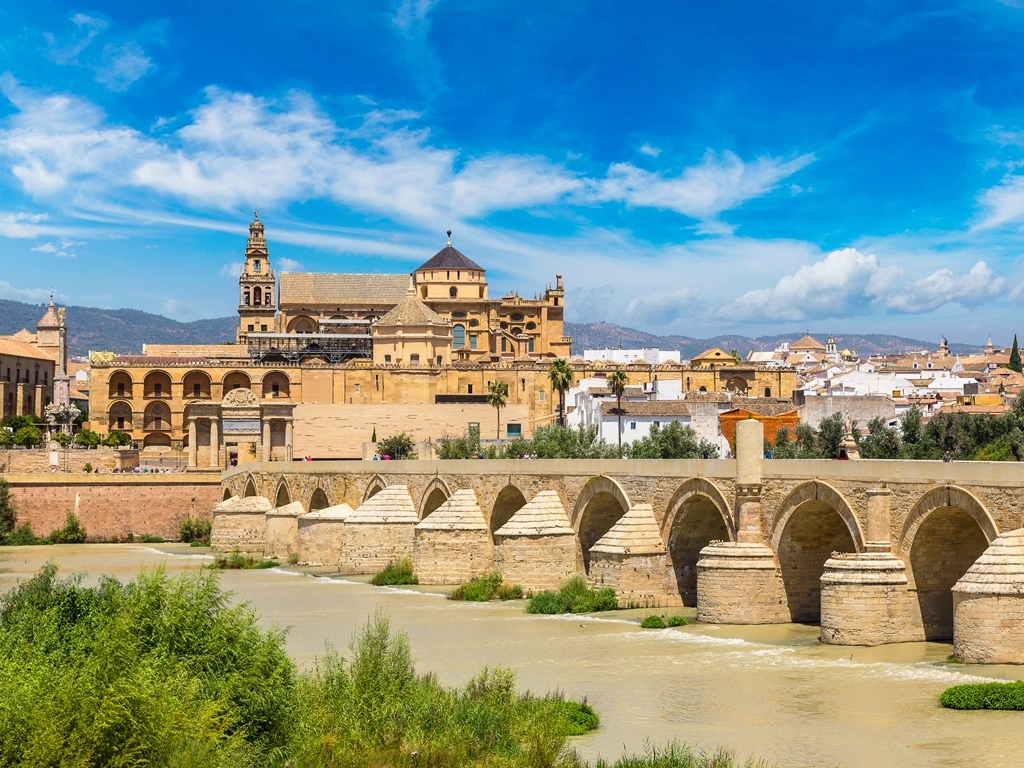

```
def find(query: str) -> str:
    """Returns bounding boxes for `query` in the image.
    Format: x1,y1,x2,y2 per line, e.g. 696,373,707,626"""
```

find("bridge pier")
696,420,789,624
820,488,918,646
953,529,1024,664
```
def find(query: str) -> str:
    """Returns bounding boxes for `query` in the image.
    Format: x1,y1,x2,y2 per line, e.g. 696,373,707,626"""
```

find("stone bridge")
218,421,1024,663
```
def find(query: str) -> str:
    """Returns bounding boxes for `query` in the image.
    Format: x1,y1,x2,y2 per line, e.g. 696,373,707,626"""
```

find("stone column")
820,488,916,646
262,418,272,463
953,528,1024,664
209,418,220,469
697,419,789,624
284,418,293,461
187,418,197,469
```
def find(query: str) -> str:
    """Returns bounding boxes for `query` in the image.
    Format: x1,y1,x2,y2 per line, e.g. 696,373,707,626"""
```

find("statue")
44,402,81,437
57,307,66,326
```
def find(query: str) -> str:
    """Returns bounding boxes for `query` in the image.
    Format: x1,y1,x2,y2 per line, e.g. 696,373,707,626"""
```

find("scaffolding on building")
246,327,372,364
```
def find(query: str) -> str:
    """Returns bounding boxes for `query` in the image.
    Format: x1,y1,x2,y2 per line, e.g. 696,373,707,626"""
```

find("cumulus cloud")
719,249,1014,322
638,143,661,157
218,262,243,278
976,174,1024,229
0,211,48,238
0,280,55,302
277,257,303,270
0,80,806,232
31,236,84,258
625,287,703,325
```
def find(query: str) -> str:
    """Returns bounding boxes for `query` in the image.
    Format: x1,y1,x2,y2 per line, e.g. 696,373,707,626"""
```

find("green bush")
102,430,132,447
376,432,416,460
82,463,93,473
75,429,101,448
12,426,41,447
212,549,279,570
48,511,87,544
640,614,666,629
449,572,524,601
666,615,688,627
0,477,14,539
3,522,40,546
138,534,164,543
52,431,72,447
179,515,212,544
940,680,1024,710
595,740,769,768
526,575,618,614
370,556,418,586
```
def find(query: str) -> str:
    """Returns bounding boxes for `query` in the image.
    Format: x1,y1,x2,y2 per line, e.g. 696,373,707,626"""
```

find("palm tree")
487,381,509,440
548,359,575,427
607,370,629,456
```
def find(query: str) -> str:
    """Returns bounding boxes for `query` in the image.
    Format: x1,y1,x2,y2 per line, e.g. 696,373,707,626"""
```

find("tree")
0,427,12,447
376,433,415,460
548,359,575,427
0,477,15,539
487,381,509,439
607,370,629,456
13,426,41,448
1010,334,1022,374
858,417,902,459
52,431,72,447
729,349,742,363
900,405,922,447
75,429,101,448
102,430,132,447
816,413,845,459
627,421,719,459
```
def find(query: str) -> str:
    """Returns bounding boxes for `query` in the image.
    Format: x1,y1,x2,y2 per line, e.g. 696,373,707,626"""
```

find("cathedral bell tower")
236,211,277,343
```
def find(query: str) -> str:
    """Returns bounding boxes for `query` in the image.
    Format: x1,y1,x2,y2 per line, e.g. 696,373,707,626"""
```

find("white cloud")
0,280,55,302
0,211,48,238
976,174,1024,229
95,42,152,91
219,262,243,278
31,236,83,258
277,257,303,270
638,143,662,158
625,287,703,325
887,261,1006,313
391,0,439,35
44,14,108,66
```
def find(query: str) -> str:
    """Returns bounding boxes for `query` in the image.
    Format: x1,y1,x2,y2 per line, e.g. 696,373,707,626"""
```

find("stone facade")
5,473,220,541
0,447,130,474
413,490,493,585
338,486,417,573
264,501,305,559
210,495,273,552
589,504,675,608
297,503,352,566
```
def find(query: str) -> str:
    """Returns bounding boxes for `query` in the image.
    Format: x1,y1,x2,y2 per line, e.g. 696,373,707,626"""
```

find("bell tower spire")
236,210,277,343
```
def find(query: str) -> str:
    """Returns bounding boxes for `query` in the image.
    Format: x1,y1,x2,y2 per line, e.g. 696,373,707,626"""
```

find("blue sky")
3,1,1024,343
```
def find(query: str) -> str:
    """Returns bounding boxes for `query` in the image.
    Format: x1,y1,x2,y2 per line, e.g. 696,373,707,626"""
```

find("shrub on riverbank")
640,615,666,628
940,680,1024,710
48,511,87,544
179,515,212,545
0,566,600,766
526,575,618,614
596,740,772,768
212,548,280,569
371,556,419,586
449,572,524,601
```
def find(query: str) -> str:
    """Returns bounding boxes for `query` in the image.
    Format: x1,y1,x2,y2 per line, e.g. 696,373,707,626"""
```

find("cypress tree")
1010,335,1022,373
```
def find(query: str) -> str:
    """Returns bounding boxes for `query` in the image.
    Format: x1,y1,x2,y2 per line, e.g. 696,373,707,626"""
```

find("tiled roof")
790,334,827,351
376,295,448,326
586,386,645,398
416,244,483,272
683,392,732,403
494,490,574,537
691,347,733,361
279,273,410,305
0,338,56,361
37,301,60,329
590,504,666,555
600,401,690,417
954,530,1024,595
416,489,487,531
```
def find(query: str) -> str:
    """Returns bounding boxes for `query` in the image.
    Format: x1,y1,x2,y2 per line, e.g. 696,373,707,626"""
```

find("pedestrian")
702,448,710,459
943,451,952,463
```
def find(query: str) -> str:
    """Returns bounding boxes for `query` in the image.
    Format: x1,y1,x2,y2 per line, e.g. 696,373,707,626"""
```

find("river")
1,544,1021,767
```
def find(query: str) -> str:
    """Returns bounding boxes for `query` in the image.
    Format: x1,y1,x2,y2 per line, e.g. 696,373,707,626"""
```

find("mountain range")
0,298,980,359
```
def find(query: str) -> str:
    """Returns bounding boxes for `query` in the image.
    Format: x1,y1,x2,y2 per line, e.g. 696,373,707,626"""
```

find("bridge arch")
363,474,388,502
274,481,291,508
573,476,632,573
490,484,528,539
771,481,863,624
223,487,234,501
899,486,996,641
242,475,258,498
309,487,330,512
420,477,452,519
662,478,734,606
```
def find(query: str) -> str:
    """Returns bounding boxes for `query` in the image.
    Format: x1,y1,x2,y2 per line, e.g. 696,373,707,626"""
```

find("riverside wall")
4,474,222,541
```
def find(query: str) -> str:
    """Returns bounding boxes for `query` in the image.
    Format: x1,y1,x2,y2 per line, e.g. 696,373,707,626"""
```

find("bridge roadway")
220,421,1024,661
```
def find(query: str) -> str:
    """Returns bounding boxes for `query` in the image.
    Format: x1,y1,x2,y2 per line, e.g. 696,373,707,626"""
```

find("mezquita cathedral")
85,213,795,464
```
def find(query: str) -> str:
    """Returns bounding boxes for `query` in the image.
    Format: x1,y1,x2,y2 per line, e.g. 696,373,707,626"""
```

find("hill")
0,298,982,359
0,299,237,357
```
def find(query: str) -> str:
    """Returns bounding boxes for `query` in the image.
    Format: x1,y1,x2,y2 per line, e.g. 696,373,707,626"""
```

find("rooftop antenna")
446,229,452,247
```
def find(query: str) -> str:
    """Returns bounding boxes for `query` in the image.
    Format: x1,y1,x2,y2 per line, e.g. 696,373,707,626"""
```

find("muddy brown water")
2,544,1022,768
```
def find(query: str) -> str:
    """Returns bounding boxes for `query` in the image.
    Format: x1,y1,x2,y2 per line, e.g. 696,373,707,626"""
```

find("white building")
599,400,693,446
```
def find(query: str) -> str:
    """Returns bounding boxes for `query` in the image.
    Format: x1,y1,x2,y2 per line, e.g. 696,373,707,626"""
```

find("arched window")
698,386,707,392
254,260,261,273
244,289,250,306
254,287,262,304
264,290,272,306
453,324,466,348
765,387,772,398
449,286,457,298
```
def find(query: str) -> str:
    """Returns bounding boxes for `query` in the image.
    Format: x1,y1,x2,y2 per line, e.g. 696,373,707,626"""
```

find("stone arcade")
215,425,1024,663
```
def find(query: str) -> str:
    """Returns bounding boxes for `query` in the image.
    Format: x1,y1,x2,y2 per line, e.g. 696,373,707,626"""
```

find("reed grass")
449,572,524,601
940,680,1024,710
526,576,618,614
371,556,419,586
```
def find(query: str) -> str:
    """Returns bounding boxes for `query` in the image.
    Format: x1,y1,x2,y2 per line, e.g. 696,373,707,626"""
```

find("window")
449,286,457,297
539,390,545,402
686,377,690,390
469,334,477,350
437,355,443,365
630,422,637,430
452,311,466,318
117,417,124,429
507,423,522,437
453,324,466,348
528,338,535,353
765,387,771,398
526,322,536,330
653,421,660,428
264,291,272,306
261,324,267,332
385,355,392,363
43,371,47,384
410,353,420,367
248,324,255,332
501,338,507,352
500,321,508,329
512,327,522,335
254,260,261,272
521,378,526,391
469,319,479,327
698,386,707,392
244,290,250,306
117,383,125,396
354,383,361,394
467,384,473,394
254,287,262,304
194,383,201,397
511,313,523,321
154,382,162,396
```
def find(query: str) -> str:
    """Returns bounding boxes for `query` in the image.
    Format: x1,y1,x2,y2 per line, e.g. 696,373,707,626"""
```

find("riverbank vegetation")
179,515,212,546
526,575,618,614
940,680,1024,709
639,614,688,628
0,565,604,767
0,504,88,546
448,572,524,601
211,548,280,569
371,556,419,585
